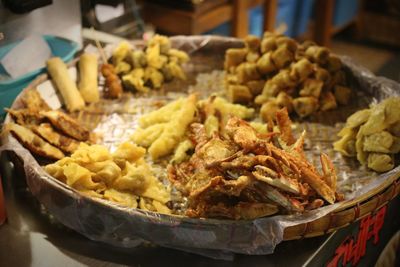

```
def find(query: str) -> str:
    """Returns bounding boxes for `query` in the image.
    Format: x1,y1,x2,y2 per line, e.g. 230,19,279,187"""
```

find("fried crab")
168,108,341,220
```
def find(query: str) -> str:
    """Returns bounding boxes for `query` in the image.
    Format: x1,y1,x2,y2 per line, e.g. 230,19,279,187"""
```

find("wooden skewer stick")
91,27,108,64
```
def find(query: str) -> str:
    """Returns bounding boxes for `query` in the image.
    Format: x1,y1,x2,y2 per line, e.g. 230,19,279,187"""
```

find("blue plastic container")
333,0,359,27
0,35,78,117
293,0,314,37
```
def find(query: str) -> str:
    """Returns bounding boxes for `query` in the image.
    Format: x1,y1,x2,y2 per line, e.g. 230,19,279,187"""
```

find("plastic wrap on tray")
1,36,400,260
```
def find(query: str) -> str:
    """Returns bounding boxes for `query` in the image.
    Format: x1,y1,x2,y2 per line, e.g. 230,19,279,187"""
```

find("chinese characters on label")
327,205,387,267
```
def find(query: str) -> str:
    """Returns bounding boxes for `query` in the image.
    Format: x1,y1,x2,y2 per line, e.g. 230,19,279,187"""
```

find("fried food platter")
1,36,400,258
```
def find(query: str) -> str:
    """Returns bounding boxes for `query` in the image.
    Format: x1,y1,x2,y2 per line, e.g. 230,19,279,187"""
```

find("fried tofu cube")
320,92,337,111
293,96,319,117
305,46,330,64
246,80,265,96
260,100,280,122
334,85,352,105
271,46,294,69
260,37,277,53
244,35,261,51
314,67,331,82
326,55,342,72
299,79,323,98
254,94,270,105
224,48,247,70
256,52,277,74
275,36,297,52
227,85,253,104
246,51,260,63
261,81,280,98
236,62,261,83
273,69,297,89
276,91,294,113
290,58,313,82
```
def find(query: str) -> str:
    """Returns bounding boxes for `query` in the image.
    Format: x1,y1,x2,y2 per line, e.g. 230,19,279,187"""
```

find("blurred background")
0,0,399,81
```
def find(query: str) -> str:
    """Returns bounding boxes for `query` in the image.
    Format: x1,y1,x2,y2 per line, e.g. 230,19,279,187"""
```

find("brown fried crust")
40,110,90,141
7,123,64,160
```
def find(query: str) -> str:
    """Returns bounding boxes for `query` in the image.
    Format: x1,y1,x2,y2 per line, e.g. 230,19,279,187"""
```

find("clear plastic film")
1,36,400,260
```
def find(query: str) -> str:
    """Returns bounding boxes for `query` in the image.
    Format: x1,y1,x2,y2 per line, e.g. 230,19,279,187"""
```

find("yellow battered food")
45,142,171,213
334,97,400,172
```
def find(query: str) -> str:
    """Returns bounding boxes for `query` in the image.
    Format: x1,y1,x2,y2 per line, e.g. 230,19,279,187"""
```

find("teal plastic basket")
0,35,78,118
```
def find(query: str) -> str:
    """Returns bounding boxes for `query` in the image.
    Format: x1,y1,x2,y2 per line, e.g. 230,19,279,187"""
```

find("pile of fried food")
4,89,92,159
127,93,341,219
166,107,342,219
112,35,189,93
130,94,255,161
45,142,171,213
334,97,400,172
44,35,189,112
224,32,352,120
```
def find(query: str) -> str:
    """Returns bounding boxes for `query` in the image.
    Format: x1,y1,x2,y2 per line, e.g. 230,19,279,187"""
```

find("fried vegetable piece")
236,62,261,83
246,80,265,96
210,96,255,120
6,123,64,159
40,110,90,141
122,68,149,93
334,85,352,105
333,128,357,156
305,46,330,64
112,41,131,65
359,103,386,136
260,36,277,53
129,50,146,68
256,52,276,74
227,84,253,104
32,123,80,153
290,58,313,82
346,109,371,128
144,67,164,89
299,79,323,98
320,92,337,111
138,98,184,128
260,100,280,122
224,48,247,70
293,97,319,118
149,94,197,159
363,131,394,153
168,49,189,63
131,123,166,148
244,35,261,51
276,91,294,113
367,153,394,172
271,46,293,69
